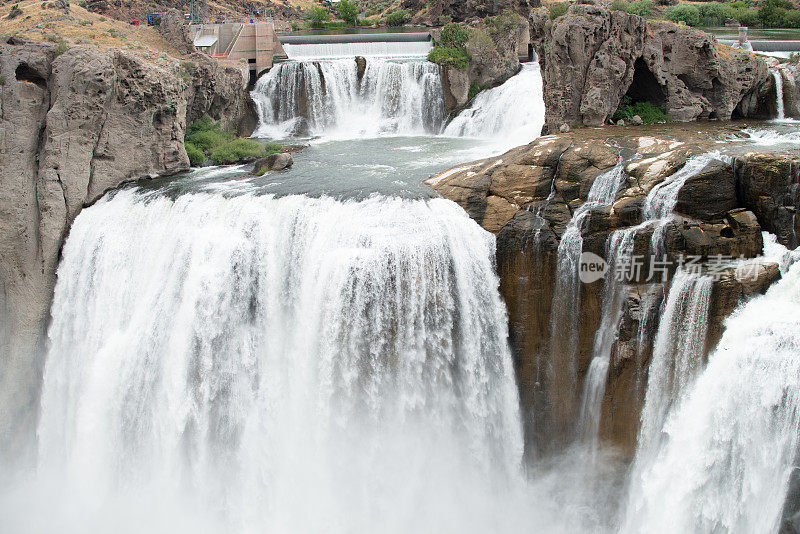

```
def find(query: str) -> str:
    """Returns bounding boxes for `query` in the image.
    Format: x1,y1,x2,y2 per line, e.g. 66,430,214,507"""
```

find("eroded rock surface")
427,126,799,457
529,5,770,128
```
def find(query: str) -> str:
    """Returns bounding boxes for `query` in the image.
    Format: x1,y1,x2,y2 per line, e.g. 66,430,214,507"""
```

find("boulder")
253,153,294,174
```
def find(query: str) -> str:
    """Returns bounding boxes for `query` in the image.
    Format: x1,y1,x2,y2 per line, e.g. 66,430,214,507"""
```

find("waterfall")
773,69,786,121
622,271,714,520
548,161,627,429
33,189,527,532
622,263,800,533
251,58,445,138
441,63,546,148
576,153,725,447
577,227,639,448
635,271,713,458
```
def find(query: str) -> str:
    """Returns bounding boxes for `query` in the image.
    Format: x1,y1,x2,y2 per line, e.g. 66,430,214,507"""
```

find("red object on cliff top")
211,53,229,59
129,19,140,25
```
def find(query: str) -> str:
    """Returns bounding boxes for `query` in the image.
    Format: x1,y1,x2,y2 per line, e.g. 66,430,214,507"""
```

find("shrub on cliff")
665,4,700,25
697,2,736,25
428,46,471,69
441,22,469,48
210,139,267,165
385,9,409,26
429,22,471,70
185,142,205,166
611,0,654,18
549,2,568,19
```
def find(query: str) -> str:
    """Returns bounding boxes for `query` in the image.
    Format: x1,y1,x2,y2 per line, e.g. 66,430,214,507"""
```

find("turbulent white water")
251,58,445,138
442,64,546,148
282,40,433,60
15,189,535,533
622,263,800,533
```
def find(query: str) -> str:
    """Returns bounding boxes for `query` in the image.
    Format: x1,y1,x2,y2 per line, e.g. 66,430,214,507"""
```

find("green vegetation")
440,22,469,48
305,6,331,29
469,80,488,100
209,138,266,165
758,0,800,28
185,118,283,166
385,9,409,26
665,3,701,25
662,0,797,28
611,0,654,17
428,22,471,70
428,45,471,69
549,2,568,19
613,97,669,123
185,142,205,166
337,0,359,26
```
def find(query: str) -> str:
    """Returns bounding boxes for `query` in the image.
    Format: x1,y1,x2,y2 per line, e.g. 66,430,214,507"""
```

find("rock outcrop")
404,0,538,24
427,125,799,457
528,4,770,128
436,11,531,111
0,37,250,465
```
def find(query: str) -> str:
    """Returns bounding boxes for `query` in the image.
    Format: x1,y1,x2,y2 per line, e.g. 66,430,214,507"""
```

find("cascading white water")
442,64,546,148
30,189,529,533
773,68,786,121
251,58,445,138
548,161,627,425
621,263,800,533
577,153,726,447
623,270,713,509
282,40,433,60
577,227,639,448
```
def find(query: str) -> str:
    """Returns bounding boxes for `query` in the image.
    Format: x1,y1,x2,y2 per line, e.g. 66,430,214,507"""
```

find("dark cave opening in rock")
623,57,667,109
15,63,47,90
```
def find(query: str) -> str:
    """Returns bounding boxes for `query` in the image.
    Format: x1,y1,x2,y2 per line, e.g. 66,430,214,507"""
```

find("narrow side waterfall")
548,162,627,427
31,189,528,533
251,58,445,138
774,68,786,121
442,63,546,147
635,271,713,457
622,264,800,533
622,271,713,516
577,227,638,447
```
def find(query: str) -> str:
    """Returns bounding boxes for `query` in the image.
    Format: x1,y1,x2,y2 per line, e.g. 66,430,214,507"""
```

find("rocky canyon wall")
0,37,250,464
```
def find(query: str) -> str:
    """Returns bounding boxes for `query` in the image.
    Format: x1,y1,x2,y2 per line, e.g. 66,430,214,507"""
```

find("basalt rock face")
436,13,530,112
404,0,538,24
735,154,800,249
427,128,795,457
0,37,250,464
528,5,770,129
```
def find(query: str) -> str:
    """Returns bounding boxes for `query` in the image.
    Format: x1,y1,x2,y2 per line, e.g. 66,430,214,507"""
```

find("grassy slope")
0,0,180,55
